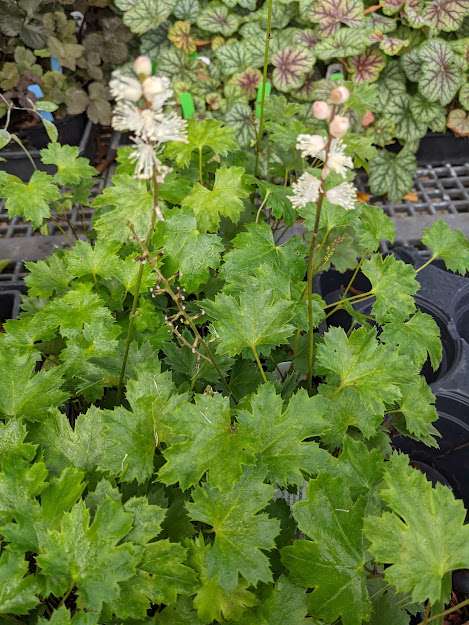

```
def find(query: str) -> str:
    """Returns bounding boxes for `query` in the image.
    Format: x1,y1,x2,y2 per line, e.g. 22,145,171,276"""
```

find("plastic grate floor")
358,161,469,246
1,155,468,286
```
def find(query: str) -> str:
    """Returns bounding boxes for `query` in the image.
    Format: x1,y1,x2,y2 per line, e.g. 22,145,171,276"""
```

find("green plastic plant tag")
255,80,271,118
331,72,344,81
179,92,195,119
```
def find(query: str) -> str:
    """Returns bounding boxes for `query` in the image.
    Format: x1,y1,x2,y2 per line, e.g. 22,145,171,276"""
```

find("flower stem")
306,136,334,392
324,290,375,319
254,0,273,177
118,170,160,396
251,345,267,383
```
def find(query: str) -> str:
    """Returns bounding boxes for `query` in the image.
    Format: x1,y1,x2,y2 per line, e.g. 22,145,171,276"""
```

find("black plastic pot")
394,393,469,504
387,132,469,165
0,115,93,181
0,290,20,326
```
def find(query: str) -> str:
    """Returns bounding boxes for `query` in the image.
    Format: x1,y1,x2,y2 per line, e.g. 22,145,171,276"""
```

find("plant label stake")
50,57,63,73
27,85,54,122
256,80,271,118
179,92,195,119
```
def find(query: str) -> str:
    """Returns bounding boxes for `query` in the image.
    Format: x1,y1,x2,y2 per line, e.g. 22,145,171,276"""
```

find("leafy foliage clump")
2,100,469,625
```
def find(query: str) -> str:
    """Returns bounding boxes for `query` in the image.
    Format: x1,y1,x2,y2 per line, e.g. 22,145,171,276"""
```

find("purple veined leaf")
447,109,469,136
197,2,240,36
380,36,410,55
234,67,262,99
403,0,428,28
272,47,315,92
309,0,364,37
293,29,319,50
400,46,421,81
418,38,463,105
348,48,385,82
368,12,398,32
423,0,469,32
382,0,405,14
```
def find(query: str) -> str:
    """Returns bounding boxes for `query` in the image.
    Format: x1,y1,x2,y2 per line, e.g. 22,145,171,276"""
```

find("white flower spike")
324,139,353,177
326,182,357,210
290,172,322,209
296,134,327,159
109,71,142,103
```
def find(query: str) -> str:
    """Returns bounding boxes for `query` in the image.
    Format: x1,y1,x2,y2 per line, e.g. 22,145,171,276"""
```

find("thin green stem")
118,170,160,396
416,255,437,273
325,291,375,319
11,134,37,172
419,597,469,624
251,345,267,383
198,146,203,185
254,0,273,176
256,189,271,224
342,258,364,300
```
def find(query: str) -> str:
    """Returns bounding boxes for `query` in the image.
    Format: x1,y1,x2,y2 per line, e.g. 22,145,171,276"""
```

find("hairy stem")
118,170,160,395
254,0,273,176
251,344,268,383
306,134,334,392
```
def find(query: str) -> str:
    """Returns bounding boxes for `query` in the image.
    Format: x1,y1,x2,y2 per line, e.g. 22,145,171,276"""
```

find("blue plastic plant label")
27,85,54,122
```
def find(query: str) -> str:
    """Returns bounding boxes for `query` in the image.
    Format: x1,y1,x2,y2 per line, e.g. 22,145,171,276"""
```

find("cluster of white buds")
110,55,187,185
290,85,358,211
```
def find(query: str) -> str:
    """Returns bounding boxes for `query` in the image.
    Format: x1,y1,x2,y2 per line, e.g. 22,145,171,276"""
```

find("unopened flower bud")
361,111,375,127
312,100,332,120
133,55,152,78
329,86,350,105
329,115,350,138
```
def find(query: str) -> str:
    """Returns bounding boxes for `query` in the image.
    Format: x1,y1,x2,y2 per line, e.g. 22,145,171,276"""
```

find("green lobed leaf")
362,254,419,323
117,0,176,34
166,119,237,168
203,287,296,357
365,453,469,605
186,469,280,591
162,210,224,293
182,166,249,232
0,170,60,228
0,550,39,615
422,219,469,273
283,476,370,625
40,143,96,187
309,0,364,36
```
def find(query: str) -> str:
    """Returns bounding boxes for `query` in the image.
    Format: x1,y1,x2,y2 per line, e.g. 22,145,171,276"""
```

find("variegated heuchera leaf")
385,93,428,142
233,67,261,99
460,83,469,111
382,0,405,14
293,29,318,50
309,0,364,36
447,109,469,136
216,41,254,76
400,47,421,82
225,102,257,147
418,38,463,105
410,94,445,123
314,26,372,60
348,48,385,82
168,21,196,54
116,0,176,34
272,47,314,92
369,149,417,201
173,0,200,21
197,1,240,36
379,35,410,55
423,0,469,32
